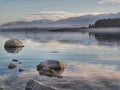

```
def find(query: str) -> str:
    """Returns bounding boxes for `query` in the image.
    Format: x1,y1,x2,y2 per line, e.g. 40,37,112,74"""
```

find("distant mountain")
0,20,54,28
56,12,120,27
1,12,120,28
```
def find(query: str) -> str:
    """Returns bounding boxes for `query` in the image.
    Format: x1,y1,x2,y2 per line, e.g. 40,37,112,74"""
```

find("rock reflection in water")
4,47,23,54
38,68,65,77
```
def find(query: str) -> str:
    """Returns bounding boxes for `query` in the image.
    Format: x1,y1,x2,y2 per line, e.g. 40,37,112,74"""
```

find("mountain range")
1,12,120,28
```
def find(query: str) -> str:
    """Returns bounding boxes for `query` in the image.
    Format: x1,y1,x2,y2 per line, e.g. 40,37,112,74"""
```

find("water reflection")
0,28,120,90
37,68,65,77
90,32,120,43
0,28,120,76
4,47,23,53
1,28,120,46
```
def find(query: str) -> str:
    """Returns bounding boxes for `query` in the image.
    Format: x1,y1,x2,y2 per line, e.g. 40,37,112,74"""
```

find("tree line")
89,18,120,28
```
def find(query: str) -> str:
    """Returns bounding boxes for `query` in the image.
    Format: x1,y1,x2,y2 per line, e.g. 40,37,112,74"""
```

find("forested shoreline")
89,18,120,28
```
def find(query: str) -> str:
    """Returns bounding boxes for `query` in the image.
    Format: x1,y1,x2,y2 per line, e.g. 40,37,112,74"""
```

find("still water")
0,28,120,78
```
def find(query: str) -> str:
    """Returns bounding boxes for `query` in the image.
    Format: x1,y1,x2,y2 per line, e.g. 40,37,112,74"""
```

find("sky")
0,0,120,25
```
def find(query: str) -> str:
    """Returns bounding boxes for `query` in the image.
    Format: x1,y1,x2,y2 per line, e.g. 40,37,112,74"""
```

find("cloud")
99,0,120,4
23,11,82,21
22,11,104,21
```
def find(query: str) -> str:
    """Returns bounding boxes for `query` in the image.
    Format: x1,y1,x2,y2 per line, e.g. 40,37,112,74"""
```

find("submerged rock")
25,79,57,90
8,63,16,69
18,62,22,64
4,38,24,47
51,51,59,53
37,60,65,77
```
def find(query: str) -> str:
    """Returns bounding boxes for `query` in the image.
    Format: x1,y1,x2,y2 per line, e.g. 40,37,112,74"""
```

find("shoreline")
1,73,120,90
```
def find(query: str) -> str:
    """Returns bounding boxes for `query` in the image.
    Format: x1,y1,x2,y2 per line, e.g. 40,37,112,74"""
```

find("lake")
0,28,120,89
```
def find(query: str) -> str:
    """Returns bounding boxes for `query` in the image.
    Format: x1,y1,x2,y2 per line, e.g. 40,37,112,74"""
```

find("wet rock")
25,79,57,90
4,47,23,54
19,69,24,72
8,63,16,69
4,38,24,47
12,59,18,62
37,60,65,77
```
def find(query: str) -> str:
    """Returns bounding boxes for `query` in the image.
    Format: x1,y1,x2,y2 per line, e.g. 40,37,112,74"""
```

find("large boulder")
25,79,57,90
37,60,65,77
4,38,24,47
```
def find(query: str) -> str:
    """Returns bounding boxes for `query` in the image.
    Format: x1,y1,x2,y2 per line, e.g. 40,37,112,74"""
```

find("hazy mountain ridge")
1,12,120,28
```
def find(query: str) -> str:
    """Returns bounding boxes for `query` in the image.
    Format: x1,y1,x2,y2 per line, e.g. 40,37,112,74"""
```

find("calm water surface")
0,28,120,77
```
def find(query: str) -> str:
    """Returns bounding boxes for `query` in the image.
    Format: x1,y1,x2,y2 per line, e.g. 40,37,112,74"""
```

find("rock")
25,79,57,90
12,59,18,62
19,69,24,72
4,38,24,47
8,63,16,69
37,60,65,77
